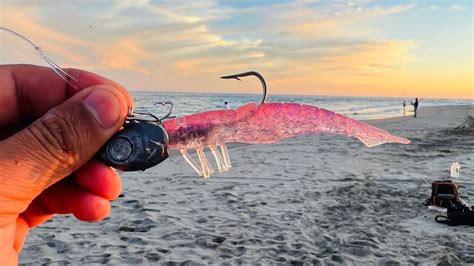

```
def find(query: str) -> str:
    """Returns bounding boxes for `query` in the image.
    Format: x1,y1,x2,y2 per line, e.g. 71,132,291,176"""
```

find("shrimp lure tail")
163,103,410,177
160,71,410,178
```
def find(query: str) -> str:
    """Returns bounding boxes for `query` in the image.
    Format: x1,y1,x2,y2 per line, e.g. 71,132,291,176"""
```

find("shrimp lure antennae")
221,71,268,104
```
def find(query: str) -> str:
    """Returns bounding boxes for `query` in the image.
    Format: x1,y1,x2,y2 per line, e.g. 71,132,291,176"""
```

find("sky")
0,0,472,99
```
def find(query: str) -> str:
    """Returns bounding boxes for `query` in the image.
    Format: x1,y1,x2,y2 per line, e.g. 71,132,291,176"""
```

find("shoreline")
132,90,473,102
132,91,472,121
366,104,473,124
364,104,473,122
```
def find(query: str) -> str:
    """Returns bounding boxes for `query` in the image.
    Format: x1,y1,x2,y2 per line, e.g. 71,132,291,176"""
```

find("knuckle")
27,110,82,170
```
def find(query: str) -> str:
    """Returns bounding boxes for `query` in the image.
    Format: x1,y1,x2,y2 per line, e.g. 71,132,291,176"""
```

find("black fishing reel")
99,102,173,171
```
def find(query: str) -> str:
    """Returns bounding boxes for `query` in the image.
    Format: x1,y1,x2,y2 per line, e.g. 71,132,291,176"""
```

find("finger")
0,121,31,141
14,216,30,253
22,177,112,225
0,64,133,127
0,85,128,225
0,222,18,265
20,199,55,228
65,187,111,222
75,160,122,200
20,178,70,228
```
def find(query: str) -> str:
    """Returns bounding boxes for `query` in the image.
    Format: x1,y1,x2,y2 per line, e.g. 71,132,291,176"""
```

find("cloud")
1,0,418,95
100,38,152,74
449,4,464,12
267,40,413,94
0,5,92,64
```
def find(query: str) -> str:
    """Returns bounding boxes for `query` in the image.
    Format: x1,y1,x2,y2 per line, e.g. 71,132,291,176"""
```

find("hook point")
219,71,267,104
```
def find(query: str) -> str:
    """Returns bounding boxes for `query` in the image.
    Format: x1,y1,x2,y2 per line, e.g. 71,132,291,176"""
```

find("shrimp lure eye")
99,121,169,171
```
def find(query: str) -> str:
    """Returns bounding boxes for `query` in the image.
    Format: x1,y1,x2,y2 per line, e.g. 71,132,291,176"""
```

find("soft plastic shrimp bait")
162,72,410,178
1,27,410,177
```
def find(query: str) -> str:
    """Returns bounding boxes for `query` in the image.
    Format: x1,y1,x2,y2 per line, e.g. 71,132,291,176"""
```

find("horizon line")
128,89,474,101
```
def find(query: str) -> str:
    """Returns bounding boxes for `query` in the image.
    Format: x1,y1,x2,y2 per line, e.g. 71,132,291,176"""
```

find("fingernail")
82,86,123,129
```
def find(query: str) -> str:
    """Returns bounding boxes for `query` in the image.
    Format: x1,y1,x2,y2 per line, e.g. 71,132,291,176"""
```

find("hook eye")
220,71,267,104
154,101,175,120
125,100,174,123
126,112,160,123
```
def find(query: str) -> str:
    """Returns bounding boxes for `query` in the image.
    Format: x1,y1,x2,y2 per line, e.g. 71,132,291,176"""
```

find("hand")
0,64,133,264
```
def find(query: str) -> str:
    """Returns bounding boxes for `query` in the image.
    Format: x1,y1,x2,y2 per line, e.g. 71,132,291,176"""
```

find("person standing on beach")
411,98,419,118
403,100,406,116
0,64,132,264
224,101,230,109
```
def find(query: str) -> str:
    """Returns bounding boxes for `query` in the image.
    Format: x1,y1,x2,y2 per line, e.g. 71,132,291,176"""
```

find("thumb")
0,85,129,211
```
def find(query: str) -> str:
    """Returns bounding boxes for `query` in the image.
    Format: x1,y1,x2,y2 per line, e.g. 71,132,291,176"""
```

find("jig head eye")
100,120,169,171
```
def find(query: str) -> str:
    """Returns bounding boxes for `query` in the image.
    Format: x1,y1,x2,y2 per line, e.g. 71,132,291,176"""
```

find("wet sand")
20,105,474,264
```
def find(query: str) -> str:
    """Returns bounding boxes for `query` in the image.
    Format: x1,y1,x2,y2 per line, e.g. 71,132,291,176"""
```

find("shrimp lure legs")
1,27,410,176
162,72,410,178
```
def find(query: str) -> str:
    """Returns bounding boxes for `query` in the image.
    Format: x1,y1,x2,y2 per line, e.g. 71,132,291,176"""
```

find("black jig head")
99,104,173,171
99,120,169,171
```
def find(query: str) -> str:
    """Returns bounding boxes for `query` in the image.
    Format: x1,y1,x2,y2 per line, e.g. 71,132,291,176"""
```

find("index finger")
0,64,133,127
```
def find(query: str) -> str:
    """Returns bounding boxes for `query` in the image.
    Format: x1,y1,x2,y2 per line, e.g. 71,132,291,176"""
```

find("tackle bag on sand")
435,201,474,226
424,180,460,208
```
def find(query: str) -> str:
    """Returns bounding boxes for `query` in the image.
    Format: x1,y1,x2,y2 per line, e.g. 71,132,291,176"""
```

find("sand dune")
20,105,474,264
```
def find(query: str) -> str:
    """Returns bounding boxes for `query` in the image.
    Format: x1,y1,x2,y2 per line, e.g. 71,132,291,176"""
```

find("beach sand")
20,105,474,265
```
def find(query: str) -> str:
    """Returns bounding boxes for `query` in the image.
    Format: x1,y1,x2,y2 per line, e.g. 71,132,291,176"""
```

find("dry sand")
20,105,474,265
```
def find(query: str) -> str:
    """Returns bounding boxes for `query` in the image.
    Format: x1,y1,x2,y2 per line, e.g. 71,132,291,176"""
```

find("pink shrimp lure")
161,72,410,178
0,28,410,176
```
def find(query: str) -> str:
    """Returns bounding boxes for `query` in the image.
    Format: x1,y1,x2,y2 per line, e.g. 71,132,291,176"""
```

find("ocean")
132,91,472,120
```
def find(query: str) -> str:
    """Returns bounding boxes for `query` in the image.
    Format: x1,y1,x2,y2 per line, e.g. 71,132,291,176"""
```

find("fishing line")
1,27,179,121
0,26,79,89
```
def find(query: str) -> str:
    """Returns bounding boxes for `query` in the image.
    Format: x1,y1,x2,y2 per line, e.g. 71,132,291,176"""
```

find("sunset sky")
0,0,472,99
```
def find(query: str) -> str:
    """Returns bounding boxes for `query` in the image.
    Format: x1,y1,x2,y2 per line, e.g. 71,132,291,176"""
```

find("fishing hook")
126,111,160,123
154,101,175,120
220,71,268,104
125,101,174,123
